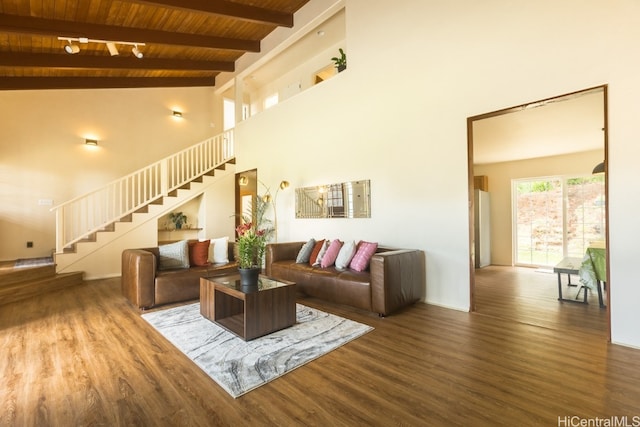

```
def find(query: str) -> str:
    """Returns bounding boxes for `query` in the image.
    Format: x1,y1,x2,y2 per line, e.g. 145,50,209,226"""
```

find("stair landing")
0,261,84,306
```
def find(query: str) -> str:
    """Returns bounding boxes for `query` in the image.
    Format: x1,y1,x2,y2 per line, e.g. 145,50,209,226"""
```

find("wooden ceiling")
0,0,310,90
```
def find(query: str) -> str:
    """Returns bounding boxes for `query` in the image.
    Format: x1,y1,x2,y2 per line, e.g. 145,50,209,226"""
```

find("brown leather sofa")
121,243,237,309
265,242,425,316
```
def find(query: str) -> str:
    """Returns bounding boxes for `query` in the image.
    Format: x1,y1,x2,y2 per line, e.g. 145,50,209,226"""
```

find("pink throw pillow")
349,241,378,272
321,239,344,268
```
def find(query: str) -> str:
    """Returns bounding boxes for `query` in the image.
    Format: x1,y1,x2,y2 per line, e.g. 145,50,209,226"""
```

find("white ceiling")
472,89,605,165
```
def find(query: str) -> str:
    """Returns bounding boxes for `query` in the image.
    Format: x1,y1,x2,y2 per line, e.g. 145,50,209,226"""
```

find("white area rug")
142,302,373,398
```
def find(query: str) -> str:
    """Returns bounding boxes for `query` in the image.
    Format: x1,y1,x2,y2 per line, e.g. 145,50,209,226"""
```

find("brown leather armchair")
121,243,237,309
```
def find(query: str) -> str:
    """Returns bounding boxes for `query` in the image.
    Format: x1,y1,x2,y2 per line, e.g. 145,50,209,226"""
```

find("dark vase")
238,267,260,287
337,64,346,73
175,222,182,230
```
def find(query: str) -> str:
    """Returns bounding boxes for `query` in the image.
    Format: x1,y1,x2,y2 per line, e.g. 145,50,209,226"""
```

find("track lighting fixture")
132,45,143,59
58,37,145,58
64,42,80,54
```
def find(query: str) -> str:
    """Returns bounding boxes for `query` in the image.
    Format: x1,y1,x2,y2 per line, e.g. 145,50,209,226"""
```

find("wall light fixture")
85,139,98,146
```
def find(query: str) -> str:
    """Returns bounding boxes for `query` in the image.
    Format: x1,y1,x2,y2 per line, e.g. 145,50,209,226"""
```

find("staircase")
0,264,84,306
51,130,235,279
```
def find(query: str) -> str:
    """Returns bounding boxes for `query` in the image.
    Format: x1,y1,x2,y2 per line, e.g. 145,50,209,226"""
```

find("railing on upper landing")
51,130,235,253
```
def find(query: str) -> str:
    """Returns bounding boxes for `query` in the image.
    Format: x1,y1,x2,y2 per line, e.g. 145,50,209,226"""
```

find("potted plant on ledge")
169,211,187,230
236,196,274,287
332,48,347,72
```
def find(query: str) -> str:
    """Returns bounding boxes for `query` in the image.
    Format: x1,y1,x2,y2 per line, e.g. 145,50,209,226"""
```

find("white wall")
232,0,640,348
0,86,216,260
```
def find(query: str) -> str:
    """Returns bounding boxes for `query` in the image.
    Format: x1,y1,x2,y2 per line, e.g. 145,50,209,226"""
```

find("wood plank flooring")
1,271,639,426
474,265,608,336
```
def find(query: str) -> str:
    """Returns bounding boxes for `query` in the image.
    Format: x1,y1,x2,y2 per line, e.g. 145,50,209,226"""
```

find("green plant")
235,196,274,269
331,48,347,70
169,211,187,229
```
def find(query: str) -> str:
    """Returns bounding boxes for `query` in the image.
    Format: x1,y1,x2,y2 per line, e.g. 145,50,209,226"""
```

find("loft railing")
51,130,234,253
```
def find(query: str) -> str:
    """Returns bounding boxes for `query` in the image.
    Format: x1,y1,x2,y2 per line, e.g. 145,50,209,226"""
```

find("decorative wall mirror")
295,180,371,218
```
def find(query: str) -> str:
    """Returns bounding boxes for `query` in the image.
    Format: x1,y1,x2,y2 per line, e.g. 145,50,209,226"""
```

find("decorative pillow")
188,240,210,267
335,240,357,269
308,239,325,266
321,239,343,268
349,241,378,272
296,238,316,263
158,240,190,270
312,240,330,267
208,236,229,264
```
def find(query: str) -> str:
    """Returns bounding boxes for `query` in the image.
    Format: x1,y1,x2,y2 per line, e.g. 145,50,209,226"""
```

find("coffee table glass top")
210,275,293,293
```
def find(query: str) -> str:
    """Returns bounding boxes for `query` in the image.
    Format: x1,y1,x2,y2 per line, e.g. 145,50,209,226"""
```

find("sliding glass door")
514,175,605,267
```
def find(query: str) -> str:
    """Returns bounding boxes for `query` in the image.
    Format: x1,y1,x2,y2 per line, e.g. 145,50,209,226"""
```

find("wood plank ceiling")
0,0,310,90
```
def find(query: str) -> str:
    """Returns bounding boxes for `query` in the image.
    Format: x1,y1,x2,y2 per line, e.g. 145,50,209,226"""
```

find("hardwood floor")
1,273,639,426
474,265,608,337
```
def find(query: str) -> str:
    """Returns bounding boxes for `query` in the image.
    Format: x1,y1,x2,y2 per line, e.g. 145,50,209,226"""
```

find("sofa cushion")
158,240,190,270
296,238,316,263
188,240,210,267
335,240,356,269
208,236,230,263
309,239,325,266
312,240,330,266
321,239,343,268
349,241,378,272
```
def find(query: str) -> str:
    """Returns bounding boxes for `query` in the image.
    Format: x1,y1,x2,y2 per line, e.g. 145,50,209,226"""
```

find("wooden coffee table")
200,274,296,341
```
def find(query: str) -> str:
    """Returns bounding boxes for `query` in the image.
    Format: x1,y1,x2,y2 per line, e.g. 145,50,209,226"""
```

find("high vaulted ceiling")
0,0,310,90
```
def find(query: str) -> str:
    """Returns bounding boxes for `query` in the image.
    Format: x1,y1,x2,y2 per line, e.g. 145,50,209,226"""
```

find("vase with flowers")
235,195,274,287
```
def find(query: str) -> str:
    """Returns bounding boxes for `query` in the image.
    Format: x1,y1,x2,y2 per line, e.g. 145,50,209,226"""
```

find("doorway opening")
467,85,610,339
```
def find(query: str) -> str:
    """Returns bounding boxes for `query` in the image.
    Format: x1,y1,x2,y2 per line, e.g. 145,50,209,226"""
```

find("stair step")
0,270,84,306
0,264,56,286
99,223,116,232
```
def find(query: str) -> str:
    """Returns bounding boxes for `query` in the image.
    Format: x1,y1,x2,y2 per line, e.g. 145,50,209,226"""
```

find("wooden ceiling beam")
0,77,217,90
0,14,260,52
134,0,294,27
0,52,234,72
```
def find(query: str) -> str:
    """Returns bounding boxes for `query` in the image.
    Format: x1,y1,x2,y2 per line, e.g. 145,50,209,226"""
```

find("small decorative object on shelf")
169,211,187,230
331,48,347,72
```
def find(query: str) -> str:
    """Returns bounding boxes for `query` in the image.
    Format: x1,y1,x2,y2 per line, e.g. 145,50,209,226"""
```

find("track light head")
64,43,80,54
132,45,143,59
106,42,119,56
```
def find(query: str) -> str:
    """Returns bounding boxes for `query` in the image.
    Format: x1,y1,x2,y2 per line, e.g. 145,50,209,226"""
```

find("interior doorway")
467,86,610,338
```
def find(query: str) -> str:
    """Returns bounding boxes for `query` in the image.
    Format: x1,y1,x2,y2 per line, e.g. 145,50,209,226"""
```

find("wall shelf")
158,228,202,245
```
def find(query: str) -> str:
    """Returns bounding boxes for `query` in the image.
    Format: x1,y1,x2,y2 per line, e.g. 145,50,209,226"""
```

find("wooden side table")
200,274,296,340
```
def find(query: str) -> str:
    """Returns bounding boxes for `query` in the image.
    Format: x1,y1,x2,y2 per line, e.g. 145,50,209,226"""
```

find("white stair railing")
51,130,234,253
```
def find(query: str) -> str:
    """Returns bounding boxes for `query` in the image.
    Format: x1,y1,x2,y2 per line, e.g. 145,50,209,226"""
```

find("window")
513,175,605,267
223,98,235,131
264,93,279,110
